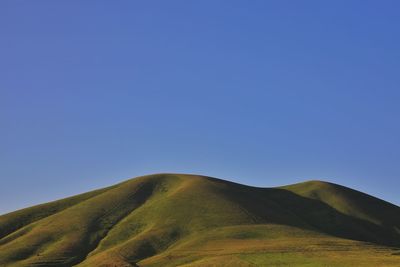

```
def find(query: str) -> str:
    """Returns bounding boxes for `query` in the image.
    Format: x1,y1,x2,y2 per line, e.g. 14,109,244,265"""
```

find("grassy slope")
0,174,399,267
0,186,114,240
282,180,400,228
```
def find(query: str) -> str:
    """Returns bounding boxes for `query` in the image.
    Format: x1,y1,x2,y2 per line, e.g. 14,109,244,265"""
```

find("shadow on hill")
267,188,400,247
206,177,400,248
67,180,160,267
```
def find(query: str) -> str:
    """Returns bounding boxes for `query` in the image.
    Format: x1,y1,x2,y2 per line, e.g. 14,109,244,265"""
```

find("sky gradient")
1,1,400,214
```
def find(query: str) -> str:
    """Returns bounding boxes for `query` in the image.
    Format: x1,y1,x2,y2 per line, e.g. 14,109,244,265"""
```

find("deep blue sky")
1,1,400,214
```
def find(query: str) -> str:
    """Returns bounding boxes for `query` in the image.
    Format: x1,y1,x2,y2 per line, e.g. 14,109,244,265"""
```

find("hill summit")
1,173,399,266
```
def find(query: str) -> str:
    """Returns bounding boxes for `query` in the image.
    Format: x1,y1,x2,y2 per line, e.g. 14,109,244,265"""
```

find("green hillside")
0,174,399,267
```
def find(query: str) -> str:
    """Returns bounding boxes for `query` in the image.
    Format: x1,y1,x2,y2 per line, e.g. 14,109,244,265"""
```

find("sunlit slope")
0,174,399,267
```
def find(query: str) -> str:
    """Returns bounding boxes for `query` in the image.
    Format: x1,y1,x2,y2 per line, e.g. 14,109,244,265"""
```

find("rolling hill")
0,173,399,266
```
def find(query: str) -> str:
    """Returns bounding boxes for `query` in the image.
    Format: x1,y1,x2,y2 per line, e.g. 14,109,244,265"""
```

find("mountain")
0,173,399,267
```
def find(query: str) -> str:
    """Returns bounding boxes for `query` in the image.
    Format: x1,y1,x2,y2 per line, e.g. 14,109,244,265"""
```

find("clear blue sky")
1,1,400,214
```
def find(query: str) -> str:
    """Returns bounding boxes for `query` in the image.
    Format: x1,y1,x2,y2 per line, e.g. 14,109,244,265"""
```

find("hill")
0,173,399,266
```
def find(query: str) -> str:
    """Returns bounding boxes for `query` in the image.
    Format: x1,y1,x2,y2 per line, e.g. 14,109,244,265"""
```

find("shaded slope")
0,174,399,267
282,180,400,228
281,180,400,245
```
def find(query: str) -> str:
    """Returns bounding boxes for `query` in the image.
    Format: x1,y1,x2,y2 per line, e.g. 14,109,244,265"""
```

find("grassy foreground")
0,174,399,266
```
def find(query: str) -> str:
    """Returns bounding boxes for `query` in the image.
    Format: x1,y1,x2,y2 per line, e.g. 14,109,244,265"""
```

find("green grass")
0,173,399,266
